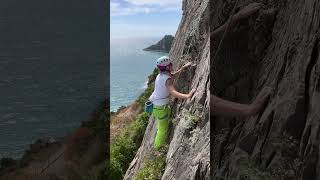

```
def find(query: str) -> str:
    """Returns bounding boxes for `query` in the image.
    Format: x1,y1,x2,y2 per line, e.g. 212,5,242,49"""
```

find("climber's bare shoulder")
166,78,174,90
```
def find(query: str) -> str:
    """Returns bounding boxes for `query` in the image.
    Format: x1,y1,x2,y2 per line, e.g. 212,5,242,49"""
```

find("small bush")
111,136,137,170
134,147,167,180
108,158,123,180
109,112,150,178
129,112,150,145
82,100,109,143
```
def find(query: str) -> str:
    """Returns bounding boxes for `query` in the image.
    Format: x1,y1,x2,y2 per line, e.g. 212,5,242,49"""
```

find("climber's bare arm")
171,62,193,78
166,79,194,99
210,87,272,118
171,67,184,78
211,3,263,44
211,95,252,117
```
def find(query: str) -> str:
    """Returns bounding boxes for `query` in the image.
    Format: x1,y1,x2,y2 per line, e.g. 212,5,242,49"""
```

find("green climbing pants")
152,104,171,149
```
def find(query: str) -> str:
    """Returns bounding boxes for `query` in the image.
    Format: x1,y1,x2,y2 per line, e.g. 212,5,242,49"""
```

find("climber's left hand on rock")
188,88,196,98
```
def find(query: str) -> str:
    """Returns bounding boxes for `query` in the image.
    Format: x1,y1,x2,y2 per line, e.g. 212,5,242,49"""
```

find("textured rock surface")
211,0,320,179
124,0,210,179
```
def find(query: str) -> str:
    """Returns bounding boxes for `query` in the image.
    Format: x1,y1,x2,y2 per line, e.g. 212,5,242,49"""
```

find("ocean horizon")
110,37,168,112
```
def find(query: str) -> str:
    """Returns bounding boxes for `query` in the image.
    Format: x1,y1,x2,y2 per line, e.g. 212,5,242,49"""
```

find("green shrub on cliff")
111,134,137,173
109,112,150,178
134,146,168,180
109,68,157,179
82,100,108,143
80,100,108,180
134,155,166,180
129,112,150,145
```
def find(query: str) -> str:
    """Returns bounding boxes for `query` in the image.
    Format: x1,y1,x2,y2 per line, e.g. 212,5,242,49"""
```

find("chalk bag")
145,101,153,114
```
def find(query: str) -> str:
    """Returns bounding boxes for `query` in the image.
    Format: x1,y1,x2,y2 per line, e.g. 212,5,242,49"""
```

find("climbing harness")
145,96,170,114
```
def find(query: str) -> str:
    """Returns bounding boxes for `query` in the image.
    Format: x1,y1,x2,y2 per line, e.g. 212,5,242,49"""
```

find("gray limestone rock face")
211,0,320,179
124,0,210,179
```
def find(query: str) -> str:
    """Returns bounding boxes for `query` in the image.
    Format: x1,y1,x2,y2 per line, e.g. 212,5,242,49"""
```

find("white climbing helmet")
156,56,171,67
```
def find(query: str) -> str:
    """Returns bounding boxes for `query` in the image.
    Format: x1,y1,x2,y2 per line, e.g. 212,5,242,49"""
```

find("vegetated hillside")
211,0,320,179
124,0,210,179
0,100,108,180
108,70,158,180
110,101,142,140
143,35,174,53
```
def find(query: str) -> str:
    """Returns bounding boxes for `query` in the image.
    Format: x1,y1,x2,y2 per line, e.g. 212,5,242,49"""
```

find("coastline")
0,100,108,179
142,49,170,53
110,36,169,113
109,67,158,179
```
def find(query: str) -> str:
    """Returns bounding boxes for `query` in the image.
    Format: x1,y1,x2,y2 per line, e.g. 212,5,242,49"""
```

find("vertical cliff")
211,0,320,179
124,0,210,179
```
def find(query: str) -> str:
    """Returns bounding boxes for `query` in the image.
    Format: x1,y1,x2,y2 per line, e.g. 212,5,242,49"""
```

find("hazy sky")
111,0,182,38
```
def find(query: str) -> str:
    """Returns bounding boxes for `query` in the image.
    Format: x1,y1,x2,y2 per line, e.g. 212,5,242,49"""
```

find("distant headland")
143,35,174,53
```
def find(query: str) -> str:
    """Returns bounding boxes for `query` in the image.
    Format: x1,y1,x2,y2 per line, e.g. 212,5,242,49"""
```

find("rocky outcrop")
211,0,320,179
143,35,174,53
124,0,210,179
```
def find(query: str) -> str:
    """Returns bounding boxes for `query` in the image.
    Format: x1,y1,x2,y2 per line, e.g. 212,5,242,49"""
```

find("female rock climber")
149,56,194,149
211,2,272,117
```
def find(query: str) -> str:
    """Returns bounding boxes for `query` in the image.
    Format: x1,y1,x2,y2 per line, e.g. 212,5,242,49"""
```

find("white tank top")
149,73,171,106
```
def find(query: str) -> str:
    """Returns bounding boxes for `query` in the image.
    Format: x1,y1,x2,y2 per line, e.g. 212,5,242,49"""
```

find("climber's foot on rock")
249,87,273,115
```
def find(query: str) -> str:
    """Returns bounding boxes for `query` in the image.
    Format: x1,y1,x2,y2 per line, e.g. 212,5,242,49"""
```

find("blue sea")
110,37,167,112
0,0,106,158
